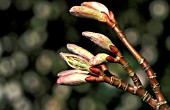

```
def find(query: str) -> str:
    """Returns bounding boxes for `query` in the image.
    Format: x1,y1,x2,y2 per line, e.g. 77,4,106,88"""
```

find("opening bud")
60,52,90,70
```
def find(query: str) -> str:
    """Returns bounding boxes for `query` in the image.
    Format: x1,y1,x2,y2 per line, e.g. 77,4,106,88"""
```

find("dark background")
0,0,170,110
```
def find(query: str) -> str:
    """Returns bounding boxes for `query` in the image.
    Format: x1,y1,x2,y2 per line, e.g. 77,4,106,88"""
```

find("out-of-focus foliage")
0,0,170,110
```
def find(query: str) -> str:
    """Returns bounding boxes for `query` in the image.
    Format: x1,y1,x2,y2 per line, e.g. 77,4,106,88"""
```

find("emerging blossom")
57,69,89,77
69,6,107,22
82,31,114,51
89,53,109,66
67,44,94,60
57,73,90,86
81,1,110,18
60,52,91,71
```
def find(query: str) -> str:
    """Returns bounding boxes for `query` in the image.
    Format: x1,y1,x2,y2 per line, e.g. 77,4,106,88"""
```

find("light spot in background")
95,102,107,110
42,96,65,110
11,50,29,71
124,28,140,46
22,71,43,94
123,9,141,26
52,85,72,101
35,50,55,75
0,0,11,10
79,96,97,110
165,36,170,51
30,16,48,30
12,97,32,110
0,57,16,77
146,20,164,37
115,93,141,110
140,46,158,65
149,0,169,21
1,34,17,53
19,30,47,51
50,1,67,20
13,0,32,11
141,33,157,47
33,1,52,20
4,80,23,101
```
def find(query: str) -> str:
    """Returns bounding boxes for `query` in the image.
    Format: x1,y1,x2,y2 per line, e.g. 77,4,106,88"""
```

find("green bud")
89,53,109,66
69,6,106,22
81,1,110,18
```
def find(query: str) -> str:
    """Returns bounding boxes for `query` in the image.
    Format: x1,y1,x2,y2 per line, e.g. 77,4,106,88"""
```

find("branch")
104,11,170,110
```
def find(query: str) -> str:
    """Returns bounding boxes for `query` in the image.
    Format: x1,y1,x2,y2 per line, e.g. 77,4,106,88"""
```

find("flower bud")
57,69,89,77
82,31,114,50
57,73,90,86
60,52,90,70
81,1,110,18
67,44,94,60
69,6,106,22
89,53,109,66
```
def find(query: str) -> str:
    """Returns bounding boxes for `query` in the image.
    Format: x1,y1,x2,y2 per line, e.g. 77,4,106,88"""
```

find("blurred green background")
0,0,170,110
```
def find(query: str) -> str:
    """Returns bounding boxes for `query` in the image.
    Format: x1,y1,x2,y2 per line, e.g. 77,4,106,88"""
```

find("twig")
104,12,170,110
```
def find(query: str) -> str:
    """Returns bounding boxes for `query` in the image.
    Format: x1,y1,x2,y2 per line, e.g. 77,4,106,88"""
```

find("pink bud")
67,44,94,60
57,73,90,85
82,31,114,50
60,52,90,70
57,69,89,77
69,6,106,22
89,53,109,66
81,1,110,18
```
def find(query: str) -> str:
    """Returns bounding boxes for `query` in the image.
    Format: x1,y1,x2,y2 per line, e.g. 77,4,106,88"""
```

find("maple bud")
57,69,89,77
81,1,110,18
57,73,90,86
69,6,107,22
89,53,109,66
60,52,91,71
67,44,94,60
82,31,114,50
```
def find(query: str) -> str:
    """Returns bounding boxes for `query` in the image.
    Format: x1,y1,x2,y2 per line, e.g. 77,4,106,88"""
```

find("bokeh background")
0,0,170,110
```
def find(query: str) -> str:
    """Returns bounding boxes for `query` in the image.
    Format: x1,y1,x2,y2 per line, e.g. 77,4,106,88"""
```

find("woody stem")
103,71,157,109
106,17,169,109
109,45,143,88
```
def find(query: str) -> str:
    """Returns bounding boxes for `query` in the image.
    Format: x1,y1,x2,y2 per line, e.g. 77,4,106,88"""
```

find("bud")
67,44,94,60
69,6,106,22
57,69,89,77
81,1,110,18
57,73,90,86
89,53,109,66
82,31,114,50
60,52,90,70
